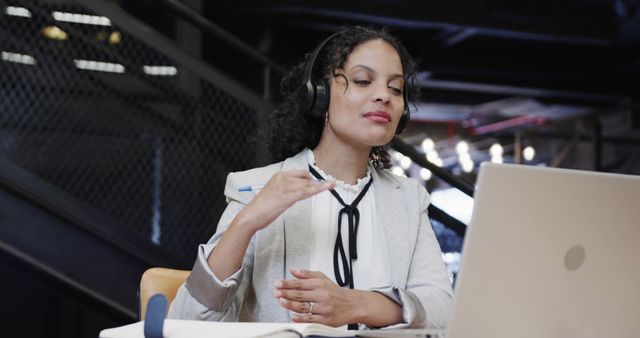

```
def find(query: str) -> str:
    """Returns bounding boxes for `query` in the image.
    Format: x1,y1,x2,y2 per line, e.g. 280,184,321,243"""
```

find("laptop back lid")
448,163,640,338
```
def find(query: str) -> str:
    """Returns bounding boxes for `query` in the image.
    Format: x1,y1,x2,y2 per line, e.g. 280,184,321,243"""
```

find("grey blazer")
168,150,453,329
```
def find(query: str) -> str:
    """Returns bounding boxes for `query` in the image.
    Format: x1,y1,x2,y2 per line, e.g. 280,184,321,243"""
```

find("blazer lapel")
372,169,412,288
281,150,312,276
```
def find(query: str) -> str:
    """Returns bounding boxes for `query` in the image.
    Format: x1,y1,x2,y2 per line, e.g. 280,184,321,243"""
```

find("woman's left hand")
273,269,360,327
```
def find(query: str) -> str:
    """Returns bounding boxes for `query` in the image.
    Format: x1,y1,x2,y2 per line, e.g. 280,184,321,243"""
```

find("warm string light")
490,143,503,164
421,138,435,153
421,137,443,167
109,31,122,45
456,141,474,173
419,168,432,181
42,26,68,40
400,155,412,170
455,141,469,155
391,166,406,177
393,137,538,182
523,146,535,161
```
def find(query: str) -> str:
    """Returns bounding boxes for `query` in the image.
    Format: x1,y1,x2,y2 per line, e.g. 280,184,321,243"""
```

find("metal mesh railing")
1,0,468,268
1,0,262,262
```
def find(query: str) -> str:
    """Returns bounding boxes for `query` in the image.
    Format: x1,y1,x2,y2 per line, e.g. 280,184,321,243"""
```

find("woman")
168,26,453,330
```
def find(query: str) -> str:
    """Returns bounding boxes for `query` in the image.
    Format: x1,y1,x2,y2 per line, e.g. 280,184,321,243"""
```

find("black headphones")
296,32,410,135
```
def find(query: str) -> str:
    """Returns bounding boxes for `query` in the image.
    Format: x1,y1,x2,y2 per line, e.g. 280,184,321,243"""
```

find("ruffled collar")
307,149,372,192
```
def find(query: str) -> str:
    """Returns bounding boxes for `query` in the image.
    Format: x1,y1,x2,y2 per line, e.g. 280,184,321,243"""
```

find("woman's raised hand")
237,169,335,232
210,170,333,281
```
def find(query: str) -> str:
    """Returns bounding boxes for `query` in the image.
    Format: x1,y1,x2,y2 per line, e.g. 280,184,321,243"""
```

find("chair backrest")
139,267,190,319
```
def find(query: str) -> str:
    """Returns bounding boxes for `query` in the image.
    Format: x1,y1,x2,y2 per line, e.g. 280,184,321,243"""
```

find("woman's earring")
369,146,386,168
325,111,329,124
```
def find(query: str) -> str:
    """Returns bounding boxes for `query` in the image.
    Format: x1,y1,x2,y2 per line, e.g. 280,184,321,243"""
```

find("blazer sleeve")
167,172,257,321
370,184,453,329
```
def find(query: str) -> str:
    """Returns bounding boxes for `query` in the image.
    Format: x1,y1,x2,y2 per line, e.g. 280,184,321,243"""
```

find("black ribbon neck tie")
307,165,373,289
308,165,372,331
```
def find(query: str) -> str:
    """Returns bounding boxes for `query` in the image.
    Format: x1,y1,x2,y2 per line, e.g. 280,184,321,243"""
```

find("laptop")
445,162,640,338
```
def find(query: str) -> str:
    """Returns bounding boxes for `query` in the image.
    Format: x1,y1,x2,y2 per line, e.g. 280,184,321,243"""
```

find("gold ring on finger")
307,301,314,315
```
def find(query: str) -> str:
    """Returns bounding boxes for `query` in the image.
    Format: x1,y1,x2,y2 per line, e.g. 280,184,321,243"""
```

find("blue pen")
238,185,264,192
238,178,325,192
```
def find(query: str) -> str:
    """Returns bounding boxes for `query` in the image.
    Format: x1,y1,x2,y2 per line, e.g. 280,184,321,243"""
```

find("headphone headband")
301,32,340,89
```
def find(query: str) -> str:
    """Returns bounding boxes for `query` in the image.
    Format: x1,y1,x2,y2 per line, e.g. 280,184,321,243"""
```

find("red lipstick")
364,111,391,123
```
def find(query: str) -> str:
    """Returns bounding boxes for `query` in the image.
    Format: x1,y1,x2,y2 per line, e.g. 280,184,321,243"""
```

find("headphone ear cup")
395,110,408,135
310,78,329,117
297,81,316,114
395,84,410,134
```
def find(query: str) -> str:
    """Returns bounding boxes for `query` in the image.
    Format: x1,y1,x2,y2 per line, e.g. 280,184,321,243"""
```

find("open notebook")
99,320,353,338
99,320,445,338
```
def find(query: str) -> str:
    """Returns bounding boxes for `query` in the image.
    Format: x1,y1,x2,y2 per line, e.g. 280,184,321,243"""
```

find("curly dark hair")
264,26,418,168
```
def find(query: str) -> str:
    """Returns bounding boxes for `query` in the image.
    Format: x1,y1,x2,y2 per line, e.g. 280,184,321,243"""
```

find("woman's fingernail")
275,280,283,288
279,298,287,304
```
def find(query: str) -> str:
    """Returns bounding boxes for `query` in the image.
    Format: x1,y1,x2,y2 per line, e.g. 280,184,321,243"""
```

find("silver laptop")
446,163,640,338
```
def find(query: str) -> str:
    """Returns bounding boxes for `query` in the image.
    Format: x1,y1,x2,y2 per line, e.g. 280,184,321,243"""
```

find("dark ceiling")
198,0,640,107
118,0,640,145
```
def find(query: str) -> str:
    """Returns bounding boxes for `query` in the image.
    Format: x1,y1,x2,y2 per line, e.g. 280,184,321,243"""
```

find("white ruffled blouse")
307,149,393,295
